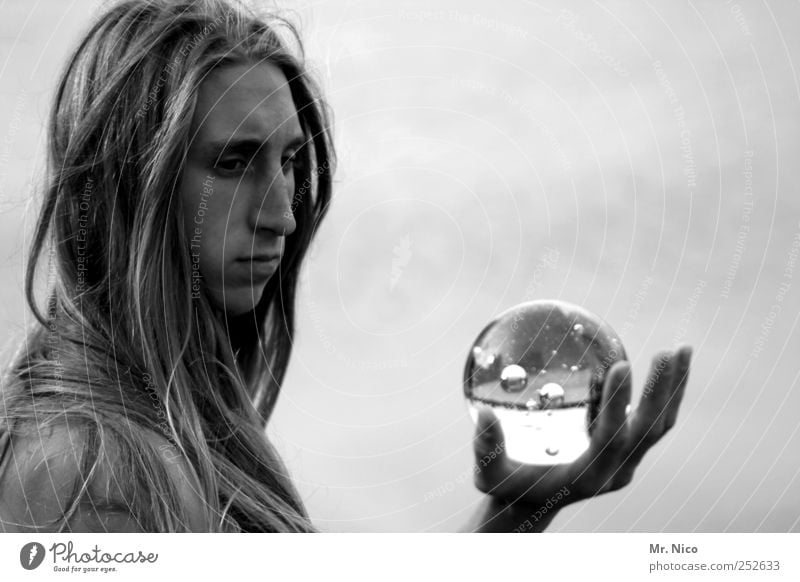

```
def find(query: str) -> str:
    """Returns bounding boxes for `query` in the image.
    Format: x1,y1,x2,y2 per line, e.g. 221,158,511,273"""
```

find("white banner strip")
1,533,798,581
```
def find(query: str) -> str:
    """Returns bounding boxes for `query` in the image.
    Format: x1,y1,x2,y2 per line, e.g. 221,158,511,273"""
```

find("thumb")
473,406,506,461
473,407,511,497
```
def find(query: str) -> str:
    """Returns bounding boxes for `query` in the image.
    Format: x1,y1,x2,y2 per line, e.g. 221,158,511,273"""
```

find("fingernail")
609,361,631,388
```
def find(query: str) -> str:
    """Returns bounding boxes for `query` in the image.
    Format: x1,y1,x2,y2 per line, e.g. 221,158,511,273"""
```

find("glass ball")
464,300,626,465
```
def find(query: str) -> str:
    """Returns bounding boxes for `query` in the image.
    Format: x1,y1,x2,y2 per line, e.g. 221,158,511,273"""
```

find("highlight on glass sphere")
464,300,627,465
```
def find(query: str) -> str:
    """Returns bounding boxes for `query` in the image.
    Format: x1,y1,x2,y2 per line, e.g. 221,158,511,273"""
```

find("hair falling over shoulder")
0,0,335,532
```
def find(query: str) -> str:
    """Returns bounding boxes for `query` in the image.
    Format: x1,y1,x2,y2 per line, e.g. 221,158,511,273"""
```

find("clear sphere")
464,300,626,465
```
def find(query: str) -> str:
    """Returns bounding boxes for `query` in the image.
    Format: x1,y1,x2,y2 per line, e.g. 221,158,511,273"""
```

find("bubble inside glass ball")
464,300,626,465
500,364,527,392
538,382,565,407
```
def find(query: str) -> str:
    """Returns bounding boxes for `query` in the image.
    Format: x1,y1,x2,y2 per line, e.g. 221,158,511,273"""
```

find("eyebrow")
202,134,307,158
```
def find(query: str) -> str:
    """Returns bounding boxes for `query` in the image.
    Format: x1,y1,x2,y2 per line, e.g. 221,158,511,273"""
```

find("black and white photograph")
0,0,797,570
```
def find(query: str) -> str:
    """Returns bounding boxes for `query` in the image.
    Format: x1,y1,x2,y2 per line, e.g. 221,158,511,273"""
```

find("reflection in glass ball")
464,300,626,465
500,364,527,392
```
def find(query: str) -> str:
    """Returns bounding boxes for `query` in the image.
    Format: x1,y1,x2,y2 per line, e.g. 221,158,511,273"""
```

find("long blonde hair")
1,0,334,531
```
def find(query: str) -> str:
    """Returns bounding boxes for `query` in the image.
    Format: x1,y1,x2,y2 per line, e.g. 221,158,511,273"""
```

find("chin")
221,299,258,317
223,305,254,317
222,288,268,317
203,281,269,317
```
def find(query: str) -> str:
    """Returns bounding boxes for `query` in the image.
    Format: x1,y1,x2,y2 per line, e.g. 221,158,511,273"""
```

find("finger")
629,350,674,441
589,360,632,461
473,407,507,462
664,346,692,430
624,350,677,472
472,407,510,494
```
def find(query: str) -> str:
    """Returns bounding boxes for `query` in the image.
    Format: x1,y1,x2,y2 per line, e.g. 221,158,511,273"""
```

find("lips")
249,254,281,262
237,249,281,263
235,254,281,280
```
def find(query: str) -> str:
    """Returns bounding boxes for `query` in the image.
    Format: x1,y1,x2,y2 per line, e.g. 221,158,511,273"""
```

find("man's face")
179,62,304,315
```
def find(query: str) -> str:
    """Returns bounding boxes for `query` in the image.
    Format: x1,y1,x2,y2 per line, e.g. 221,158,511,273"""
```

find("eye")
281,151,299,175
214,157,248,174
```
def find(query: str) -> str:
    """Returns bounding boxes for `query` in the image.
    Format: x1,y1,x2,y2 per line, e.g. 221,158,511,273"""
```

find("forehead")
190,62,300,145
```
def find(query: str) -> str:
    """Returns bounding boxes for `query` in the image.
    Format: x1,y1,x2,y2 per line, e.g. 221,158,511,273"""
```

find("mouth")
235,254,281,279
237,250,282,262
248,253,281,263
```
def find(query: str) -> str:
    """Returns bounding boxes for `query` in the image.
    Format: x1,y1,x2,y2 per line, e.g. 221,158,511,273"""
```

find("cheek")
178,172,264,314
180,172,226,282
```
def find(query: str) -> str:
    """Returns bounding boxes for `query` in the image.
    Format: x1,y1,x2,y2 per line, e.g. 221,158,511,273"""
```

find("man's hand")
472,346,692,511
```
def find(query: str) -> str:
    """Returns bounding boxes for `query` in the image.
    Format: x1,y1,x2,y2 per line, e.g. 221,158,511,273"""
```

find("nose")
252,170,297,237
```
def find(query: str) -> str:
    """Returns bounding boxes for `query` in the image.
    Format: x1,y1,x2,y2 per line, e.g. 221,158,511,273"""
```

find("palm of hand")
473,346,692,507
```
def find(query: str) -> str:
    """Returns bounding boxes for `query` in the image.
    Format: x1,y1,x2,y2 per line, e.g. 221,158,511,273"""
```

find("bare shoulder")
0,421,208,532
0,421,128,532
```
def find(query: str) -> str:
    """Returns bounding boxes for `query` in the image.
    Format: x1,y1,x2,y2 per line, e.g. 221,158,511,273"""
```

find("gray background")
0,0,798,532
